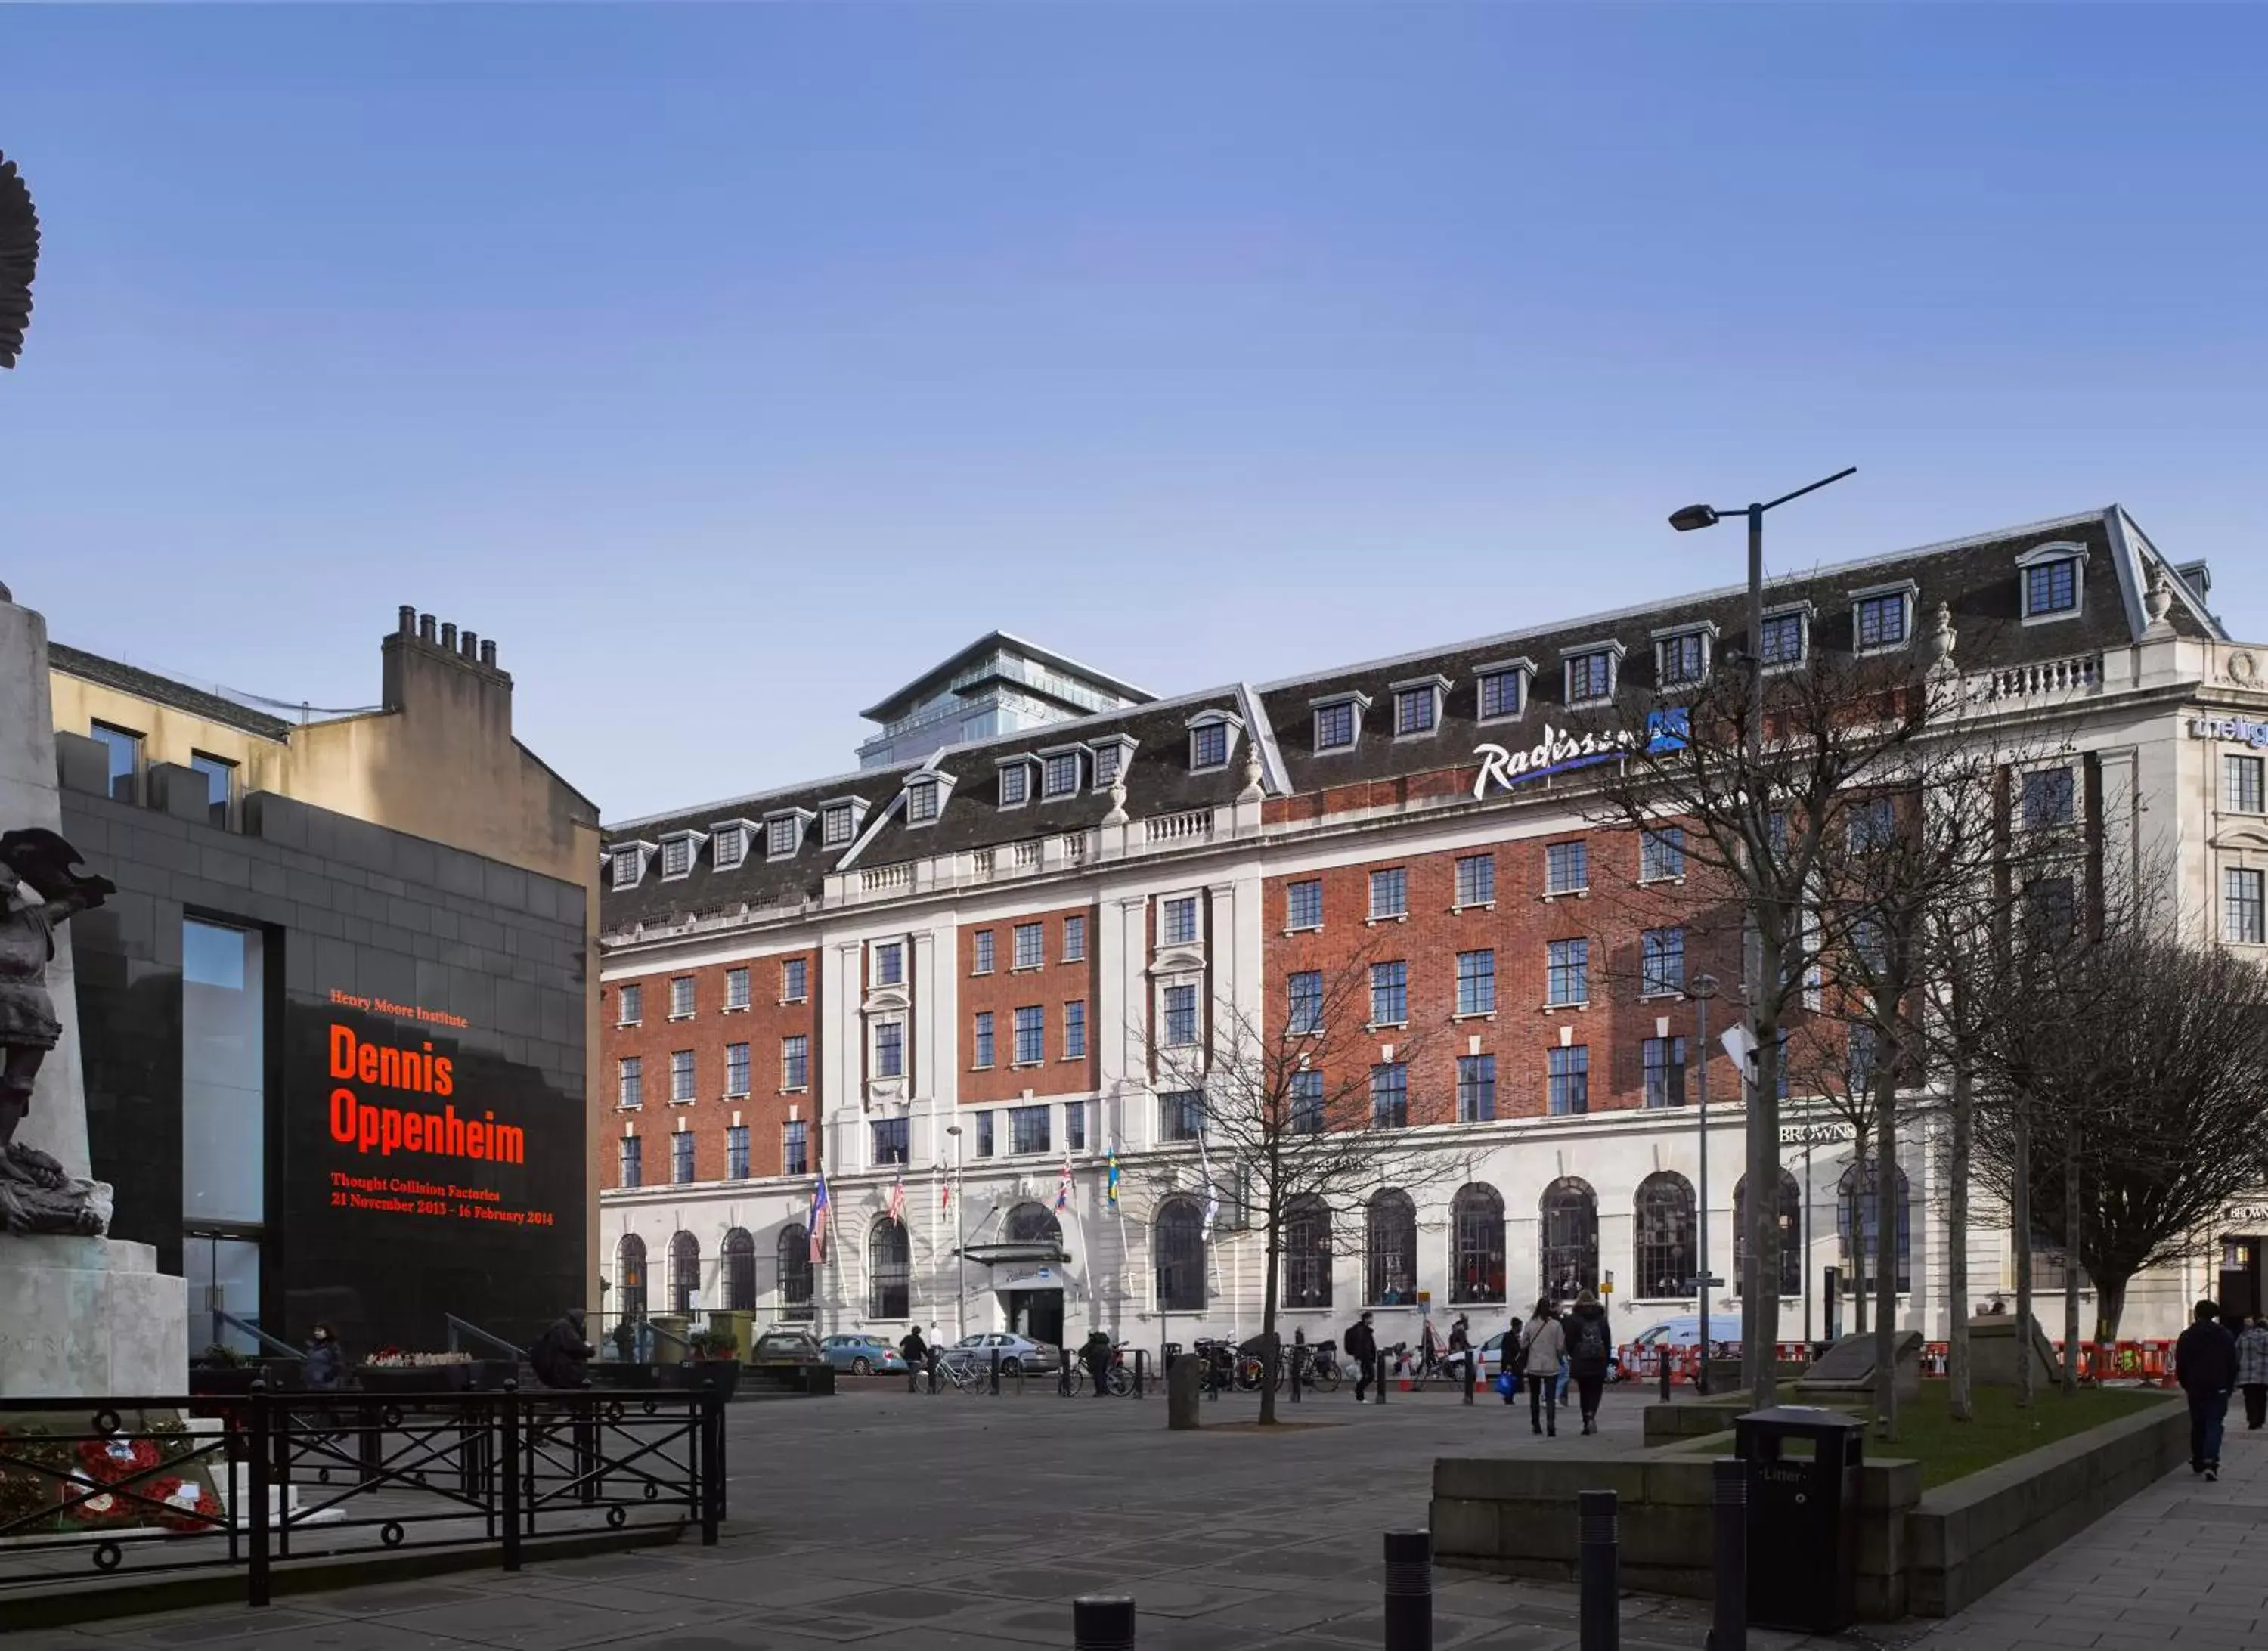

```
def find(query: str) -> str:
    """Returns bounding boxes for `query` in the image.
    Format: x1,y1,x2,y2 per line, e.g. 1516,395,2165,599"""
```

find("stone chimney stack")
382,607,514,721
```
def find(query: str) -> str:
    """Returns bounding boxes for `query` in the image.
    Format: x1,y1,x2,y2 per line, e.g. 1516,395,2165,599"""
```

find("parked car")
746,1328,827,1369
821,1333,909,1377
950,1331,1060,1375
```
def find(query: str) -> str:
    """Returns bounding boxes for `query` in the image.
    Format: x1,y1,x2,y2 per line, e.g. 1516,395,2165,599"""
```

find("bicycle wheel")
1107,1365,1134,1397
1234,1356,1266,1393
1061,1364,1086,1396
1310,1364,1342,1394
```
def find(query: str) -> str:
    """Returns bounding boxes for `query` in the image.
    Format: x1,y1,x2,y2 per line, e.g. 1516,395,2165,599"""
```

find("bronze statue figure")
0,828,113,1234
0,149,37,370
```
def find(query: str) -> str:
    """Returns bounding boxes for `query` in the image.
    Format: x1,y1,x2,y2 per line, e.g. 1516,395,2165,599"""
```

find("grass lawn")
1874,1383,2175,1488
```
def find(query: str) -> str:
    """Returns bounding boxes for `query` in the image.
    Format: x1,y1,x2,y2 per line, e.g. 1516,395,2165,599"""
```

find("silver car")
950,1331,1060,1375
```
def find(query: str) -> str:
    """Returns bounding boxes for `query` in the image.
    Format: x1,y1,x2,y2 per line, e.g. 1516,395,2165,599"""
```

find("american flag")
886,1170,906,1224
807,1172,831,1264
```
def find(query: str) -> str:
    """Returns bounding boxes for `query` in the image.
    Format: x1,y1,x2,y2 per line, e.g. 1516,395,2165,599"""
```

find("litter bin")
1733,1405,1864,1633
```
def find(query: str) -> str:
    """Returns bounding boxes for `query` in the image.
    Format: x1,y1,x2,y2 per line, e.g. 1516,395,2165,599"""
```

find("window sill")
1282,925,1324,937
1391,729,1440,743
779,1086,809,1095
668,1014,696,1024
1365,913,1410,927
1544,1001,1591,1012
971,970,993,978
779,997,809,1007
668,1098,695,1107
722,1004,750,1015
971,1064,995,1073
1450,1011,1497,1024
1060,1053,1087,1062
1637,990,1684,1003
2020,607,2084,627
1541,889,1589,902
1365,1021,1410,1033
1010,1060,1046,1070
723,1092,751,1104
1011,965,1045,974
1451,901,1497,914
615,1021,642,1030
616,1104,643,1113
1637,875,1686,888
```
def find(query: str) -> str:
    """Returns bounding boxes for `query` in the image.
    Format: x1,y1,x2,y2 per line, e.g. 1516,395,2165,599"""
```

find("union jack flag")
886,1170,906,1225
1054,1155,1073,1212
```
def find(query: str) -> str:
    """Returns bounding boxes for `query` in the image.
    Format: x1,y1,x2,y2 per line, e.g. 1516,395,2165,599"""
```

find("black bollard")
990,1348,1002,1395
1463,1353,1476,1406
927,1347,940,1394
1657,1351,1672,1406
1377,1348,1388,1406
1709,1458,1746,1651
1579,1489,1619,1651
1059,1353,1073,1398
1382,1528,1433,1651
1290,1349,1302,1405
1133,1349,1146,1398
1072,1594,1136,1649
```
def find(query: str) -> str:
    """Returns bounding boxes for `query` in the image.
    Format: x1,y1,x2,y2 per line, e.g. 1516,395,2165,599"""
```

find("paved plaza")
5,1383,2254,1651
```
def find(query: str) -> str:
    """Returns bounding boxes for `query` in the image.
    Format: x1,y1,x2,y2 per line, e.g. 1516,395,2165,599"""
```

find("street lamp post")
1688,972,1719,1393
1670,466,1854,1396
945,1124,966,1340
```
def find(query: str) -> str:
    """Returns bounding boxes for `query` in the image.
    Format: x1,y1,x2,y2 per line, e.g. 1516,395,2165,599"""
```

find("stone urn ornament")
0,827,115,1235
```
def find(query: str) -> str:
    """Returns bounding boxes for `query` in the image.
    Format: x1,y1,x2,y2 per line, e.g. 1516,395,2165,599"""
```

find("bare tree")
1594,600,1987,1405
1135,949,1453,1426
1972,920,2268,1355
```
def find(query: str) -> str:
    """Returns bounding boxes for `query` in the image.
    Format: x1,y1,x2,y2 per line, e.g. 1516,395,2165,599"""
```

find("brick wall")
601,948,818,1190
1264,824,1749,1126
957,902,1098,1104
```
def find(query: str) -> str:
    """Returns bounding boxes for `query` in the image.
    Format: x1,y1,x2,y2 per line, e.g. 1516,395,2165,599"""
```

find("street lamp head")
1688,973,1719,999
945,1124,962,1137
1668,503,1721,533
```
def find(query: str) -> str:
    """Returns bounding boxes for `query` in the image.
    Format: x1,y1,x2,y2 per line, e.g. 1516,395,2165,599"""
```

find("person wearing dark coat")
1565,1291,1614,1436
900,1327,930,1393
2177,1298,2239,1480
1081,1329,1115,1398
1344,1311,1380,1404
302,1324,344,1392
530,1307,596,1389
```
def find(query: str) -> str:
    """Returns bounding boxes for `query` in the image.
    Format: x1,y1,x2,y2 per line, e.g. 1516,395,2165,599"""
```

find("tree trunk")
1873,1060,1900,1439
2013,1099,2034,1410
2062,1126,2081,1399
1850,1134,1870,1337
1258,1219,1281,1426
1947,1043,1974,1423
2095,1275,2130,1346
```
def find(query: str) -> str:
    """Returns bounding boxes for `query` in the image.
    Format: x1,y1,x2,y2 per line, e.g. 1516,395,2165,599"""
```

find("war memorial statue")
0,829,112,1234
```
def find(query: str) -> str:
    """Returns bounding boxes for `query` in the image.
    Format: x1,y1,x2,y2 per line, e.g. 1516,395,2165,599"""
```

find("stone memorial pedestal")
0,1234,186,1395
2,595,187,1399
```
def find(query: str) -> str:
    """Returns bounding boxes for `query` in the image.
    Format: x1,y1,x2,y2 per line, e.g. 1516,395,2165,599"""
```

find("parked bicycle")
1060,1344,1136,1396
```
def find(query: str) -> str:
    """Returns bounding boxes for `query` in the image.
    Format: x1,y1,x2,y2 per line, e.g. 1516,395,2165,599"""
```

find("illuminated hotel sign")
2191,713,2268,750
1473,708,1689,799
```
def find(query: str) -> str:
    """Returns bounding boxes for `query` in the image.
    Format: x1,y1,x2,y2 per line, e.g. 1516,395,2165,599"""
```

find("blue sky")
5,5,2263,818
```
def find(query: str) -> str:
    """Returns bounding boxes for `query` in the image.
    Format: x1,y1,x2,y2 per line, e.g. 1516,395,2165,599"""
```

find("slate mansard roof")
601,506,2217,931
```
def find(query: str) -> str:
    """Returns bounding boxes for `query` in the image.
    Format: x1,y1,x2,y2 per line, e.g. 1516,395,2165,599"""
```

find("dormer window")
997,757,1034,808
820,796,869,848
1312,692,1370,753
609,844,652,891
1391,675,1448,738
1758,606,1810,671
1041,748,1083,799
1475,660,1532,723
764,810,814,860
1187,712,1239,773
711,824,750,871
2018,544,2087,622
1563,643,1622,707
1851,582,1916,653
907,780,939,824
657,832,705,880
1653,624,1713,688
1088,734,1138,789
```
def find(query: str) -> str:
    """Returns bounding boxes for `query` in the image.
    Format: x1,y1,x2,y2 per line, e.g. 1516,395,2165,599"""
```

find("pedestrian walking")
1566,1290,1613,1435
1081,1328,1114,1399
2235,1315,2268,1431
1499,1314,1523,1405
302,1323,344,1392
1345,1310,1380,1404
1521,1299,1565,1435
2177,1298,2238,1480
1448,1314,1471,1383
900,1325,930,1393
529,1307,596,1390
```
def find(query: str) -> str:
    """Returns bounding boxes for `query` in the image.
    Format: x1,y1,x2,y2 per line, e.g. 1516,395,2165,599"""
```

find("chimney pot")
440,622,457,651
398,605,416,635
419,613,437,644
461,629,479,659
479,639,497,667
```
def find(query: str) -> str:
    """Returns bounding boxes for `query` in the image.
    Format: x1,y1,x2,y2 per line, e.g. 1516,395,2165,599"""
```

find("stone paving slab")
8,1380,2211,1651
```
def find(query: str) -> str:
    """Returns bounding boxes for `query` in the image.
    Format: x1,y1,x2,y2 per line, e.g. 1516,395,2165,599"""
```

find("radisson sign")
1473,708,1689,800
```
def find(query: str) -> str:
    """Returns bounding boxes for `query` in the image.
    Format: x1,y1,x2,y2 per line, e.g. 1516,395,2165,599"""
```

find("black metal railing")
0,1380,724,1607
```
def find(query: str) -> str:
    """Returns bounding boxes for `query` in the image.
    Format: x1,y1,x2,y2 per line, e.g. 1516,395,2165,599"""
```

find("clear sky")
5,5,2263,820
